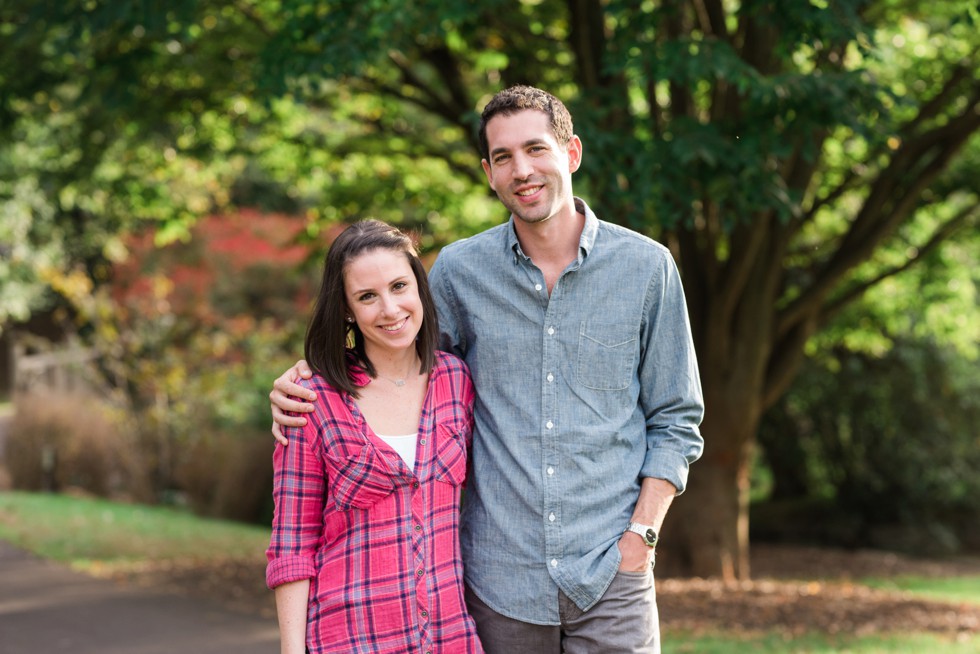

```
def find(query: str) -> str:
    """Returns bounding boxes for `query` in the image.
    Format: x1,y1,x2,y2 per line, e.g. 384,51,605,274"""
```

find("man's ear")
567,135,583,173
481,158,495,191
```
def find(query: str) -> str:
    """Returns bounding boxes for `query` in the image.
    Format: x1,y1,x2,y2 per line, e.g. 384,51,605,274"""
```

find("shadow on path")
0,540,280,653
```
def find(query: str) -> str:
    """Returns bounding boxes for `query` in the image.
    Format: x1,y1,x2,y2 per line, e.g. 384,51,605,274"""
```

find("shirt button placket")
542,307,561,578
409,476,429,648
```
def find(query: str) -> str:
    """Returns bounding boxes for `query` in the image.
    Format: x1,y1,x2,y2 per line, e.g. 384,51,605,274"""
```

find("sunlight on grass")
0,491,271,567
862,576,980,606
663,630,979,653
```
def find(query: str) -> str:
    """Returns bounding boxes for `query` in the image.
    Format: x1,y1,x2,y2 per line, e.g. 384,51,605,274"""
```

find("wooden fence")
12,343,99,395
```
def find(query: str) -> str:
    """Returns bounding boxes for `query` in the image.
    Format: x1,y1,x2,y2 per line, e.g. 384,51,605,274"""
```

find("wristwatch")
625,522,658,548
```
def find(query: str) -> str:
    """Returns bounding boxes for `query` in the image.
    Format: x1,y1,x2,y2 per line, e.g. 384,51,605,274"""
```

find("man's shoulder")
595,219,672,261
436,222,510,265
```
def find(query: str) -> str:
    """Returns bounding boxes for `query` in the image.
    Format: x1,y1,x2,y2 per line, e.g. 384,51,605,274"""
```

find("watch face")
645,528,656,544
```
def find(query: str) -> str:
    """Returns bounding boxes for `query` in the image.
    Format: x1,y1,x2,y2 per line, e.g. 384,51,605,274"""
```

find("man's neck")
513,207,585,266
513,206,586,294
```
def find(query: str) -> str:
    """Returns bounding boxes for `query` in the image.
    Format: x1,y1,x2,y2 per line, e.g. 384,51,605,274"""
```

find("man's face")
481,109,582,226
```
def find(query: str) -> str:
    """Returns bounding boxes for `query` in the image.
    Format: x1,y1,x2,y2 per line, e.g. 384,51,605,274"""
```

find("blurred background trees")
1,1,977,579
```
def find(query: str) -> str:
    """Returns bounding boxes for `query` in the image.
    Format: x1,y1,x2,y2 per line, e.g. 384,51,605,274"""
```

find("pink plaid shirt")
266,351,483,654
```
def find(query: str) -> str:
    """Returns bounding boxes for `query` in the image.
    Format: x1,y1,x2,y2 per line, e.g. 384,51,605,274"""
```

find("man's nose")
512,152,534,179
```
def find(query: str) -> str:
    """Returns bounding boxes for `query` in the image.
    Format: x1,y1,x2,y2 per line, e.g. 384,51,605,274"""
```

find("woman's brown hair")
304,220,439,397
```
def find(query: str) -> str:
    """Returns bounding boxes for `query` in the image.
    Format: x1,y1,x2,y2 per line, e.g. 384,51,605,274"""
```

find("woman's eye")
393,281,407,291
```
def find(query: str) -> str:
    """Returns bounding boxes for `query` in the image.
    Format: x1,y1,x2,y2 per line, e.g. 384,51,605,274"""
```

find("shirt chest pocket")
431,424,468,487
328,445,395,511
576,322,638,391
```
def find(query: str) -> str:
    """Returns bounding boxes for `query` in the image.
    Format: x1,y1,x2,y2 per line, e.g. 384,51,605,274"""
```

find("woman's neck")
368,348,421,381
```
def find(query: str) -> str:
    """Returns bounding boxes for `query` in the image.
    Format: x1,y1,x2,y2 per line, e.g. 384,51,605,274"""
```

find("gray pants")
465,569,659,654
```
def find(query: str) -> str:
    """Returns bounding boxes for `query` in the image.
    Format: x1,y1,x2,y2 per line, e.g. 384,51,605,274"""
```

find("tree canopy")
2,0,977,578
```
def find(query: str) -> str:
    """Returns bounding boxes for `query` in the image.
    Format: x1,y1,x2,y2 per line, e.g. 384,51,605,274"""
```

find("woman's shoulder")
432,351,474,405
434,350,470,377
292,373,348,408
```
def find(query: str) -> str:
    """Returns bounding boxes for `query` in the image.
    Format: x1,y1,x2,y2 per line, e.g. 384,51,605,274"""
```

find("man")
270,85,704,653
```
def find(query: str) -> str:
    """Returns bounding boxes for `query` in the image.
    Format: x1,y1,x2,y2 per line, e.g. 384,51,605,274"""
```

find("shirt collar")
346,351,371,388
507,197,598,264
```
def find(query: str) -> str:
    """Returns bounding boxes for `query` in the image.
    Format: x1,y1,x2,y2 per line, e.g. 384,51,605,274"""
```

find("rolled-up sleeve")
266,418,325,588
638,253,705,494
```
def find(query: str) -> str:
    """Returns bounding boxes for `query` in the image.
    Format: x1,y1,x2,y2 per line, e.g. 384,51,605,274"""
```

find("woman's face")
343,247,423,361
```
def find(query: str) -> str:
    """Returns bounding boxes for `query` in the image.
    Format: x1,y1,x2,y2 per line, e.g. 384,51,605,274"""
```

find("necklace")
377,358,419,387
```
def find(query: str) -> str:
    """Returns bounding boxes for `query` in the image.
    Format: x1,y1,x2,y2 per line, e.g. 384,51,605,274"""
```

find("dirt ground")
97,543,980,639
658,544,980,638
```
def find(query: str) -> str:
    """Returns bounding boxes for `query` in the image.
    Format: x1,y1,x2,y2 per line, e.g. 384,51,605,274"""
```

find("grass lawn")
862,575,980,606
0,490,270,571
662,631,978,653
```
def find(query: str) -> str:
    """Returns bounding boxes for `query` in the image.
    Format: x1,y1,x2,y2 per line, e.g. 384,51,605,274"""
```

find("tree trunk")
660,385,761,581
661,227,781,580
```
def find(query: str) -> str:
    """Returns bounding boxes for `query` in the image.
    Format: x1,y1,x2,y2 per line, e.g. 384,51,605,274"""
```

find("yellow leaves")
39,265,93,303
151,274,175,301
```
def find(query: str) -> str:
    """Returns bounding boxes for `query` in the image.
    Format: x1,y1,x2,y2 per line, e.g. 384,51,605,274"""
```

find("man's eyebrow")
490,138,548,158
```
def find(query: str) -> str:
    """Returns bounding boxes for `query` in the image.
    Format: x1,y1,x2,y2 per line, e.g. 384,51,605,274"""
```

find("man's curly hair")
478,85,574,162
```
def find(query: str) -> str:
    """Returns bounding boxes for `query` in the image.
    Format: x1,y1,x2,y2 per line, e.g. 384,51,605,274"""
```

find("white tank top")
376,433,418,471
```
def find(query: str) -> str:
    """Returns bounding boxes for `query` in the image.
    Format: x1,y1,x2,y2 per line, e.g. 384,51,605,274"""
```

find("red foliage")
110,210,319,322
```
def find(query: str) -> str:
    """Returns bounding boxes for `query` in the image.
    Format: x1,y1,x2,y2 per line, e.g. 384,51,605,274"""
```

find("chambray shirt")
428,198,704,625
266,351,483,653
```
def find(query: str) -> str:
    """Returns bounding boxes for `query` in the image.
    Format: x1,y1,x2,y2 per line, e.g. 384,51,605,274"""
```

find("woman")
266,220,483,654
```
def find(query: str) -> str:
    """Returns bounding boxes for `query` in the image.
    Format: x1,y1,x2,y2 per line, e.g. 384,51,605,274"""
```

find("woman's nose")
379,294,398,316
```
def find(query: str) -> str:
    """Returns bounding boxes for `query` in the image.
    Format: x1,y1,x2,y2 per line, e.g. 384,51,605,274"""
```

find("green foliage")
758,338,980,550
0,177,62,328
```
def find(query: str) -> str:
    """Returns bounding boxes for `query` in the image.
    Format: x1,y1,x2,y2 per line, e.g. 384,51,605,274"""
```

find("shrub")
756,339,980,554
175,428,275,524
5,391,151,500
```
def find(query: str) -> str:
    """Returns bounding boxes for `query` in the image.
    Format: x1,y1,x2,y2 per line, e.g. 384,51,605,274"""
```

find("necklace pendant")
394,379,406,387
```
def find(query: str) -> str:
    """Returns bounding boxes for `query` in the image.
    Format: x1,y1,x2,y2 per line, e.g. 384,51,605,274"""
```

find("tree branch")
821,202,979,322
718,212,775,322
693,0,730,41
386,51,456,121
809,60,976,223
765,200,978,408
228,0,275,39
902,61,975,136
738,6,780,75
418,45,473,124
777,101,980,338
567,0,607,90
763,316,816,410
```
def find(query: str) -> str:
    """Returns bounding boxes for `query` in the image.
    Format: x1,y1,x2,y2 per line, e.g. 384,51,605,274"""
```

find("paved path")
0,540,280,653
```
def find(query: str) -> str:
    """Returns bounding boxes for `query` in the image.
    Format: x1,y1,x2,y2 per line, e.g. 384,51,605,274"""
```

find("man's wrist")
624,521,658,548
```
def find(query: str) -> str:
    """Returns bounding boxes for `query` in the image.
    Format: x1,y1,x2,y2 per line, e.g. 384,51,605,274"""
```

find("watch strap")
625,521,658,548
